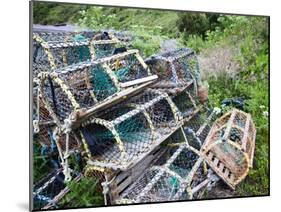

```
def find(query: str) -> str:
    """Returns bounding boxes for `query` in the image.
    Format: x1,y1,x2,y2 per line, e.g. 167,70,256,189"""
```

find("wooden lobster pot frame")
201,109,256,189
82,145,168,205
32,31,120,76
146,48,201,94
77,90,183,171
37,50,157,128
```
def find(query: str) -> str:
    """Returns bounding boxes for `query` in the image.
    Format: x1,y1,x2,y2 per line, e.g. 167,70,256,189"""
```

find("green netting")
93,44,115,59
90,65,117,101
116,115,152,143
71,34,91,64
115,66,131,81
114,54,142,82
169,148,199,178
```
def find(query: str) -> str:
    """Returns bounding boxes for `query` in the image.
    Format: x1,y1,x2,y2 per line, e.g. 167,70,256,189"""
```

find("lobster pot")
201,109,256,189
146,48,200,93
38,31,119,59
78,90,182,170
38,50,155,125
183,108,219,150
81,145,166,204
33,169,81,210
171,86,199,120
33,33,91,76
33,86,53,125
117,143,207,204
36,123,56,147
88,31,120,59
107,30,133,43
32,31,119,76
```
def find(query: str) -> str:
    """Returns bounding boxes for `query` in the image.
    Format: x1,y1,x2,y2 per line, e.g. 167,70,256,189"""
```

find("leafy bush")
33,2,87,25
177,13,220,38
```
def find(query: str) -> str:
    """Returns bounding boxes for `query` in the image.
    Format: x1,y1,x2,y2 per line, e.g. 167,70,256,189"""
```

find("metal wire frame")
114,106,221,204
32,31,120,76
36,49,157,128
43,85,203,203
201,109,256,189
116,142,208,204
76,89,183,171
146,48,201,94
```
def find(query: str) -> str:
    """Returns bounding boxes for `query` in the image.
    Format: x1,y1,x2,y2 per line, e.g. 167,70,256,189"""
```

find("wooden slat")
214,158,219,166
241,114,251,151
119,75,158,88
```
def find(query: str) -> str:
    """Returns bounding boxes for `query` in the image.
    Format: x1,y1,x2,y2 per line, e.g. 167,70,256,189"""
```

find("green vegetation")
33,139,54,182
33,2,88,25
33,2,269,200
59,177,104,208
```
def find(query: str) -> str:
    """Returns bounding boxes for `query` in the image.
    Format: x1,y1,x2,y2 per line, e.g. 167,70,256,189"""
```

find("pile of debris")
32,29,256,209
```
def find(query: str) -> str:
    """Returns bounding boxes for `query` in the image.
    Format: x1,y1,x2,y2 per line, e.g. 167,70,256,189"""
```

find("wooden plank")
207,151,214,160
214,158,219,166
241,114,251,151
249,120,256,167
71,81,154,128
218,162,225,172
191,179,210,194
109,146,166,203
229,173,235,183
222,110,237,141
119,75,158,88
224,169,230,178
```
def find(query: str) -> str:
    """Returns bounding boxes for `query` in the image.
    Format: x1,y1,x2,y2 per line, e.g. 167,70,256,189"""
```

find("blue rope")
47,128,57,153
40,144,49,157
48,75,58,116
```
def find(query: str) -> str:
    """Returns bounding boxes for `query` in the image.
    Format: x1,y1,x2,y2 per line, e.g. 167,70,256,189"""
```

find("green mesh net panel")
91,64,118,101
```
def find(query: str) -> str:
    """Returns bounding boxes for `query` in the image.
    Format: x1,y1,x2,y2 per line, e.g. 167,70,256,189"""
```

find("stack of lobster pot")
32,29,256,208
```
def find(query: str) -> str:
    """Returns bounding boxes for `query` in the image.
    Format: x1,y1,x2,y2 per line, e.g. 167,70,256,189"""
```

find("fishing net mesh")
38,50,151,125
32,29,256,208
146,48,200,91
117,107,220,204
79,90,181,168
33,31,120,76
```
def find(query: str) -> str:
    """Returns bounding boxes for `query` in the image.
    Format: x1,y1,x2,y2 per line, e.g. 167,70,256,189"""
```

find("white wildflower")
262,111,268,117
